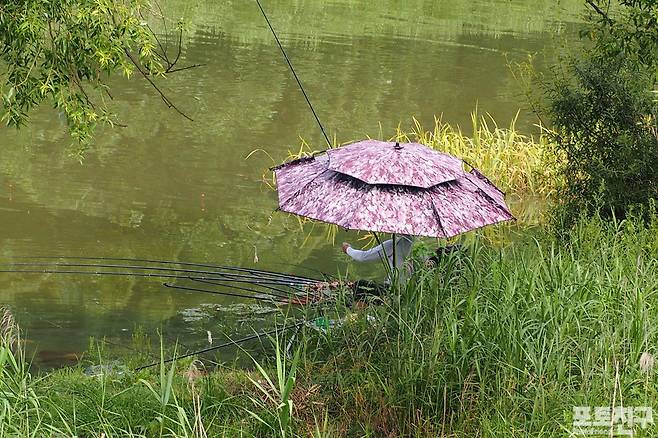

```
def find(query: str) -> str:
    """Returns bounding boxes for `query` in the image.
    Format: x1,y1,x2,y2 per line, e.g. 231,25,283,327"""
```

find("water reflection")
0,0,580,366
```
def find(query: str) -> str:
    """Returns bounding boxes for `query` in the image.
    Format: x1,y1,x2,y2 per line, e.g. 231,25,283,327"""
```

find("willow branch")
166,63,205,73
123,49,193,121
585,0,614,25
173,29,183,66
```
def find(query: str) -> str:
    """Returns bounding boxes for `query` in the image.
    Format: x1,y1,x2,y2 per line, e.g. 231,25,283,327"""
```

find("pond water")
0,0,580,367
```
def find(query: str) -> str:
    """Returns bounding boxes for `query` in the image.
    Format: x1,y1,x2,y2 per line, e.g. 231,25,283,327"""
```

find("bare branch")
139,9,171,66
586,0,614,25
166,63,205,74
152,0,170,55
123,48,193,121
171,28,183,68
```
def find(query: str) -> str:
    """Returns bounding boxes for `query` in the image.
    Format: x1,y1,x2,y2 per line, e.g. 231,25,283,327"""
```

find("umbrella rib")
474,187,514,217
428,192,448,239
463,177,515,218
470,168,506,196
270,155,314,171
279,168,332,209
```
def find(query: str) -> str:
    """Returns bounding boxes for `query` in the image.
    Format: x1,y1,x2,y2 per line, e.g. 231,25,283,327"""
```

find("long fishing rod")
183,276,294,300
0,267,312,302
12,256,319,283
0,269,312,299
135,320,305,371
163,283,285,302
0,269,302,284
2,262,314,286
188,277,298,299
183,281,334,307
255,0,332,148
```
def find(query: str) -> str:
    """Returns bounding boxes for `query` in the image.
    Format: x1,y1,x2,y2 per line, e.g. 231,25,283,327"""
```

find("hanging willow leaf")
0,0,199,153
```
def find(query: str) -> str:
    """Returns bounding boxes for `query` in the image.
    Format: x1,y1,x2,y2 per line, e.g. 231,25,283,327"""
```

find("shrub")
544,47,658,226
536,1,658,228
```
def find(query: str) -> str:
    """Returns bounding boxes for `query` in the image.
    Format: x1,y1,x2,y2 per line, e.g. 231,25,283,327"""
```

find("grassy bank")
3,116,655,436
1,213,657,437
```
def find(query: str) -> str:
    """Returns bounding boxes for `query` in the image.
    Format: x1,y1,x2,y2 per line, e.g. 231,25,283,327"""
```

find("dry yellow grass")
393,112,560,201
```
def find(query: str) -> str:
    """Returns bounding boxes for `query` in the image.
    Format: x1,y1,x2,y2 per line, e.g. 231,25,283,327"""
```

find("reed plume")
0,306,20,354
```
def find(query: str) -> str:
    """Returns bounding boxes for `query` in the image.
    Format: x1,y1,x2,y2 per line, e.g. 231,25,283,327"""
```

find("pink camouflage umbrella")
273,140,514,238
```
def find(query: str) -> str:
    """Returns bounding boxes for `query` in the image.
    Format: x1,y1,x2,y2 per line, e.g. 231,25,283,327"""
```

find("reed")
395,112,560,201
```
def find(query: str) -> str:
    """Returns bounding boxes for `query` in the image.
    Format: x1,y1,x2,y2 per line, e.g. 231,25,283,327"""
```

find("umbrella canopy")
274,140,514,238
326,140,464,188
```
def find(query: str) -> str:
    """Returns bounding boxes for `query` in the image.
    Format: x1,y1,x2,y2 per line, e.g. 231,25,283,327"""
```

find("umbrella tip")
394,142,402,150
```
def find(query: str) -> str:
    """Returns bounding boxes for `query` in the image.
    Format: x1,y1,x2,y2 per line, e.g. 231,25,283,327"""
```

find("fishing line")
255,0,332,148
9,260,317,284
1,264,313,286
187,278,294,300
135,319,306,371
12,256,319,283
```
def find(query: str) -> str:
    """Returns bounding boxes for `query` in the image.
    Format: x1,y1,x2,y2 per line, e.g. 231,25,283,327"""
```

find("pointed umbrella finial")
394,142,402,150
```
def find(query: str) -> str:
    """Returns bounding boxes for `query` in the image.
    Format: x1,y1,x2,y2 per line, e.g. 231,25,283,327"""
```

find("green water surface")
0,0,580,366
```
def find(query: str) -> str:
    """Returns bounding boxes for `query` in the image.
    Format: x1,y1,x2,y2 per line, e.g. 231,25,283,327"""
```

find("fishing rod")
0,263,318,287
0,267,316,302
188,277,297,299
0,270,311,296
182,276,295,300
167,281,300,302
0,269,308,298
163,283,285,302
29,255,321,282
12,256,319,284
188,277,328,303
135,319,306,371
255,0,332,148
2,263,345,298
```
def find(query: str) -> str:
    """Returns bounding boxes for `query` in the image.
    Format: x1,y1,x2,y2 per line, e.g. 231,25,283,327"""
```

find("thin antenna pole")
255,0,332,148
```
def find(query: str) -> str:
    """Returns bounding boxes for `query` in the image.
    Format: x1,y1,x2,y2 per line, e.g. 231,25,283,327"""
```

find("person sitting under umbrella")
341,236,464,286
342,234,415,285
275,139,515,300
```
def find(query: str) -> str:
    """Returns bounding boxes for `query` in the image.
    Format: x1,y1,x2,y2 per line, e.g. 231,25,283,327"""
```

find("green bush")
545,48,658,226
538,1,658,228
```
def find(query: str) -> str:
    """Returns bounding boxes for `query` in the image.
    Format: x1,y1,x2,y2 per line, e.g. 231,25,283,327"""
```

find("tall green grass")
300,213,658,436
1,214,657,436
396,112,559,201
